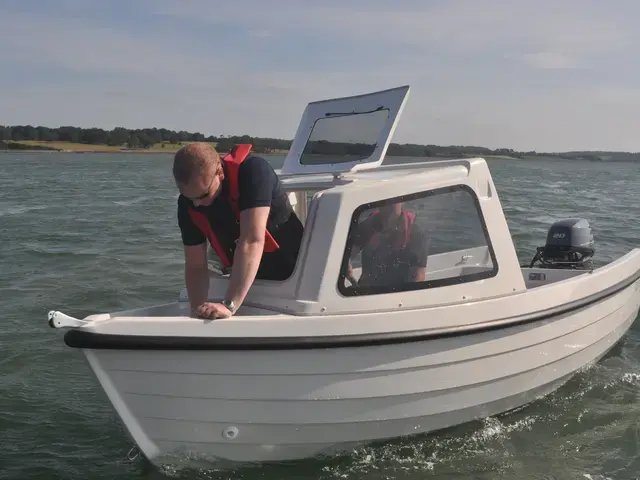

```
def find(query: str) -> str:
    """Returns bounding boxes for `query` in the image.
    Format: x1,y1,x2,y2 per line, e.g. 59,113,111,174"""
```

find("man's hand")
191,302,233,320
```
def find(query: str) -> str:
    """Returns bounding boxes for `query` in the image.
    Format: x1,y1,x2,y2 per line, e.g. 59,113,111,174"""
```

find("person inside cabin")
347,202,428,287
173,143,304,320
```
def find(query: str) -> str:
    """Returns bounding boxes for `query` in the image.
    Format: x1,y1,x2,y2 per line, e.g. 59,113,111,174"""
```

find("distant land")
1,124,639,162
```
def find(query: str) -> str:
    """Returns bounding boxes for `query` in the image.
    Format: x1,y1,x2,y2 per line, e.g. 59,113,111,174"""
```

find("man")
347,202,428,287
173,142,304,320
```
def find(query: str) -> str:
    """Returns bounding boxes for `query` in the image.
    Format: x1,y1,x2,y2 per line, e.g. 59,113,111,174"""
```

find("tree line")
0,124,539,158
0,125,296,153
1,125,216,149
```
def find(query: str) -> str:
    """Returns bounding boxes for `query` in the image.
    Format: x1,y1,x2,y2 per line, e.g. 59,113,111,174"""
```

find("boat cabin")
184,85,528,316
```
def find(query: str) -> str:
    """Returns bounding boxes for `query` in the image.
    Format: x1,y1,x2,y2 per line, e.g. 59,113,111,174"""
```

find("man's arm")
177,200,211,312
344,215,378,283
219,155,275,310
409,225,428,282
224,206,269,308
184,243,210,311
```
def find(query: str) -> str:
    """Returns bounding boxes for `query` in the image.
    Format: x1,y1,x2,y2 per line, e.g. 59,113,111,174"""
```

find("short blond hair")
172,142,221,185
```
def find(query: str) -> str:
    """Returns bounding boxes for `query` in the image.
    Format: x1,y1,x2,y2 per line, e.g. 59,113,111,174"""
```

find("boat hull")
80,279,640,465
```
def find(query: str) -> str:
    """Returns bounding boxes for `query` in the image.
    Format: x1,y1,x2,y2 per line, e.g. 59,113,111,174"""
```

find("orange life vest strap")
223,144,252,218
188,208,232,267
187,143,280,268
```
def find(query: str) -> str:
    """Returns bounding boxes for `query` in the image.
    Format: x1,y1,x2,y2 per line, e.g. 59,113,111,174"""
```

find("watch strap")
222,299,235,312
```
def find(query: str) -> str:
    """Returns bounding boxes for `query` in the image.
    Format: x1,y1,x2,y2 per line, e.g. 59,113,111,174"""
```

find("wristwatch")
221,299,235,313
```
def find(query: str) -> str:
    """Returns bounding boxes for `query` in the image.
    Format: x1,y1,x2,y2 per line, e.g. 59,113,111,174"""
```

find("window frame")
337,183,500,297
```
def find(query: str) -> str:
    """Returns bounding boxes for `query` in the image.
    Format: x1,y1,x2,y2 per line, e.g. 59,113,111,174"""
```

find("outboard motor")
529,218,595,270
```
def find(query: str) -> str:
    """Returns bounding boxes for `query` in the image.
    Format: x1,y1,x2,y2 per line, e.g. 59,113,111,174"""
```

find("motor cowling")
529,218,595,269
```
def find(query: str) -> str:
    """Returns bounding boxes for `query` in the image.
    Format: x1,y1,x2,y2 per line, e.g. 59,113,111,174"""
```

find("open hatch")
281,85,410,226
280,85,410,177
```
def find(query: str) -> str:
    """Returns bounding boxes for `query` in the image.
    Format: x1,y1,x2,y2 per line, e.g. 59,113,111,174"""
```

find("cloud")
512,52,580,70
150,0,635,66
0,10,229,81
1,1,640,151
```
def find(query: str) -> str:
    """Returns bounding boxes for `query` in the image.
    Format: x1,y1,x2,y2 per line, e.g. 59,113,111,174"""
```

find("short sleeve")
177,197,206,246
237,156,277,211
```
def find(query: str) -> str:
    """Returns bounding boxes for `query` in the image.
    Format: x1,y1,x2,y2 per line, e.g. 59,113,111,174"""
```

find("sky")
1,0,639,152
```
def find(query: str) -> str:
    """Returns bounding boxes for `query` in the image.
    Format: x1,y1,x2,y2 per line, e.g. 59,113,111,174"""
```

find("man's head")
173,143,223,207
378,202,403,225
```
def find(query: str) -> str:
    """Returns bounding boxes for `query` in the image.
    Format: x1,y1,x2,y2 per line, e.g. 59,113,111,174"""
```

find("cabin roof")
278,157,483,191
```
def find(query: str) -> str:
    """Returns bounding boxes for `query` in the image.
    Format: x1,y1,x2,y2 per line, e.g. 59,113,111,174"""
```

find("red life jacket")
186,144,280,267
368,209,416,249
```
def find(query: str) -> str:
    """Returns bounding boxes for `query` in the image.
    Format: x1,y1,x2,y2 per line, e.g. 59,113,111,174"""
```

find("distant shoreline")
0,148,519,160
0,149,290,155
0,148,176,154
3,125,640,162
1,139,635,163
0,140,290,156
0,140,518,160
0,140,206,154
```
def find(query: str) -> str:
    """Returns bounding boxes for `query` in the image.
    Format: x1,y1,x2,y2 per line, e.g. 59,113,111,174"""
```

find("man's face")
179,165,222,207
378,202,402,223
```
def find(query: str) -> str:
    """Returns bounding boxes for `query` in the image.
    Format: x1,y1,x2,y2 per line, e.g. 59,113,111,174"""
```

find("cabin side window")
338,184,498,296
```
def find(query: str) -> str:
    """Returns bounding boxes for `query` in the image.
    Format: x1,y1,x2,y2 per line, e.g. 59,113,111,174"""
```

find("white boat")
48,85,640,467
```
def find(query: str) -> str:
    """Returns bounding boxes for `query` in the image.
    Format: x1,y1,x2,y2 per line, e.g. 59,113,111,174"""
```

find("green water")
1,152,639,479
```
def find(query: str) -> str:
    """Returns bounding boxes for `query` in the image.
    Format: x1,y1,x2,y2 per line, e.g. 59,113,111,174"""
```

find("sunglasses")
185,175,217,202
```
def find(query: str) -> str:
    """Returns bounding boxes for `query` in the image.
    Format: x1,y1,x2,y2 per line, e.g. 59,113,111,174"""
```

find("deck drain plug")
222,426,239,440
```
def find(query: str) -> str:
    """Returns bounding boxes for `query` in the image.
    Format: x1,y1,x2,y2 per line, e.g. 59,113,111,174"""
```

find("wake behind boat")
48,85,640,466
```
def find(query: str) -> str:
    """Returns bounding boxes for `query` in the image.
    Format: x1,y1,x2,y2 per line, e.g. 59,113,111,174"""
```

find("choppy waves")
1,153,640,480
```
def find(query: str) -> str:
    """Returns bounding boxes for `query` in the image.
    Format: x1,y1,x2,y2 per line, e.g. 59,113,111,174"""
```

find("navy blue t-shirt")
177,155,304,280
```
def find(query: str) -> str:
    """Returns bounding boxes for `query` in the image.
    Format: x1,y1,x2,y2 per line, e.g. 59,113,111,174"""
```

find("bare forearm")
225,239,264,306
185,265,209,310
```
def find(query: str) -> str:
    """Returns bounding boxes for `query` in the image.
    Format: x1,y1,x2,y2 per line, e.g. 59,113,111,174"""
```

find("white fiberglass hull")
79,280,640,465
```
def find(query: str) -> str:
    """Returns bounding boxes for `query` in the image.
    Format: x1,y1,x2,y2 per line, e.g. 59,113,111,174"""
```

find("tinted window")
300,108,389,165
338,185,498,296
